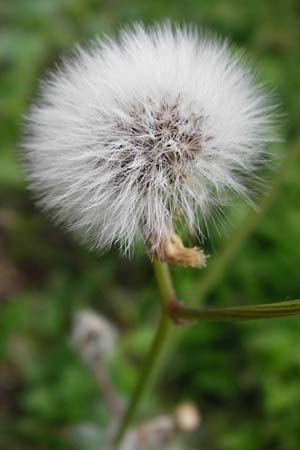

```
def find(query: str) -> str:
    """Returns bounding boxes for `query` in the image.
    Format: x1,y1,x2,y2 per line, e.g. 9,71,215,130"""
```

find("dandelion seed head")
22,22,276,256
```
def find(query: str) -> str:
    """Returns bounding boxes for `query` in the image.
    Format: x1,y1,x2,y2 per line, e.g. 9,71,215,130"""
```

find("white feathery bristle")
22,22,276,254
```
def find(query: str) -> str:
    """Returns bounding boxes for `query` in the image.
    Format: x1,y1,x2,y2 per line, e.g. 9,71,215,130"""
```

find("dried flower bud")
173,401,201,431
22,22,276,260
71,310,117,362
149,230,206,267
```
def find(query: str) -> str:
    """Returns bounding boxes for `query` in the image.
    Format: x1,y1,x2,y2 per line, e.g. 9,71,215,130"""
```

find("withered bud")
150,230,207,268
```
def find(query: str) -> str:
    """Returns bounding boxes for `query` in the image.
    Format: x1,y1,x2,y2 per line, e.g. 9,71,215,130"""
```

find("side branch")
167,298,300,323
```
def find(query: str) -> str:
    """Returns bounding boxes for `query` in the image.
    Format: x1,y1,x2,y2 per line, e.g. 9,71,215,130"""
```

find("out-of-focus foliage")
1,0,300,449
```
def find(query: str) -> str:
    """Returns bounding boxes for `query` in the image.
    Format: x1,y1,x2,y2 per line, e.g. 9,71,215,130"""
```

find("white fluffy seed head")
71,310,117,362
22,22,276,256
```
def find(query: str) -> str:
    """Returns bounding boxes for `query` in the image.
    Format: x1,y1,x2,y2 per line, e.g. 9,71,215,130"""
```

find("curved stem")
113,259,175,447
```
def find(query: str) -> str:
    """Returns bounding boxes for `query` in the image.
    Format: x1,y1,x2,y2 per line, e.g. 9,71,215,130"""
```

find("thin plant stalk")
91,360,123,417
113,259,175,447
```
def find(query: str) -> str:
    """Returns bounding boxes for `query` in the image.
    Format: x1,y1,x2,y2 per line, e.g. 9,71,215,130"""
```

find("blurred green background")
1,0,300,449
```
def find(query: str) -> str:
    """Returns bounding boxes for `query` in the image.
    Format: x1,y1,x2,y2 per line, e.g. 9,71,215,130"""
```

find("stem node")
167,297,193,325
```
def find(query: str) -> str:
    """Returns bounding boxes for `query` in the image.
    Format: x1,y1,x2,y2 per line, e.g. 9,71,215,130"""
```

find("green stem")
152,258,176,308
169,298,300,322
113,259,175,447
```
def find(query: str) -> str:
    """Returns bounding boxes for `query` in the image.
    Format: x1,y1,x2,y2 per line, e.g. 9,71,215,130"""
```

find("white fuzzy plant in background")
70,309,201,450
22,23,274,265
